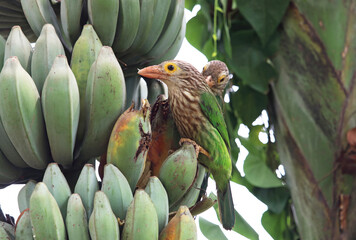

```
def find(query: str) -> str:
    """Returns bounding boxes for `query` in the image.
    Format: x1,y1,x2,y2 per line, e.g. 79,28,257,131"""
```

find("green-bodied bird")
138,60,235,230
202,60,231,99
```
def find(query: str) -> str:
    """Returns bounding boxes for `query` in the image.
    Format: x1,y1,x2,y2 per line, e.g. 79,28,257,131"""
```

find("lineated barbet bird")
138,60,235,230
202,60,231,98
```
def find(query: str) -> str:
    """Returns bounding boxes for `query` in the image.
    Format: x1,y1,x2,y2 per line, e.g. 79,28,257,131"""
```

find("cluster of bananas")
19,0,185,68
0,163,198,239
0,23,127,186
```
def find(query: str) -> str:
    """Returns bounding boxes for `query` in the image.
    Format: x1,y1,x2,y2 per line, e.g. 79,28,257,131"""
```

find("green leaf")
235,0,290,45
230,86,268,127
199,217,228,240
252,187,290,214
185,0,198,10
210,193,259,240
244,154,282,188
261,210,296,240
186,11,211,51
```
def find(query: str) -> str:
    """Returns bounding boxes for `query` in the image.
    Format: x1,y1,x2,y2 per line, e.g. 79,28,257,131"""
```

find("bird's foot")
179,138,210,158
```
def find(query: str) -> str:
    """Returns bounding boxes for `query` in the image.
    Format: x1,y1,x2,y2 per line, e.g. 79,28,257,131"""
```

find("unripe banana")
146,79,166,105
20,0,61,36
112,0,140,54
159,206,197,240
148,95,180,176
66,193,90,240
144,176,169,233
0,118,27,168
0,57,50,170
74,164,99,220
0,221,14,239
170,164,206,212
42,55,80,168
60,0,83,44
4,26,32,74
77,46,126,163
144,0,185,61
158,142,198,206
107,99,151,192
43,163,72,219
101,164,133,220
15,209,33,240
88,191,120,240
87,0,119,46
29,182,66,240
31,24,65,94
122,190,158,240
18,180,37,213
70,24,102,147
0,149,24,185
0,35,5,70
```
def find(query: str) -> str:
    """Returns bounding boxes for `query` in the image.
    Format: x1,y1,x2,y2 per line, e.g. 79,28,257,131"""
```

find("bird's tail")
217,181,235,230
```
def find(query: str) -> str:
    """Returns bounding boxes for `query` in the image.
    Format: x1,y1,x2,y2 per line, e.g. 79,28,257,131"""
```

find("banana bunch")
0,24,125,186
12,161,197,239
15,0,185,68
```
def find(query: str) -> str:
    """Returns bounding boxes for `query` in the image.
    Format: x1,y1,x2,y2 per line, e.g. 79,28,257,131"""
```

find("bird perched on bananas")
138,60,235,230
202,60,232,101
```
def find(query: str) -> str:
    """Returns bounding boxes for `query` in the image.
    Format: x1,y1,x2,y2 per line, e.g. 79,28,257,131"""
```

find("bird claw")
179,138,210,158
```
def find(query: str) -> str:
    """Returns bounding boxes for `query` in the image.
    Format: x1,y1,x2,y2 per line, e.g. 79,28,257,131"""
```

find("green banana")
144,176,169,233
66,193,90,240
106,99,151,192
87,0,119,46
112,0,140,54
144,0,185,61
0,57,50,170
169,164,206,212
124,74,141,110
30,182,66,240
0,221,14,240
20,0,61,36
0,118,27,168
74,164,99,220
70,24,102,148
120,0,156,58
101,164,133,220
159,206,197,240
146,79,167,105
42,55,80,169
0,35,5,70
122,0,171,64
149,16,186,65
14,209,33,240
18,180,37,213
76,46,126,163
88,191,120,240
31,23,65,94
43,163,72,219
0,149,24,184
60,0,83,44
4,25,32,74
158,142,198,206
122,190,158,240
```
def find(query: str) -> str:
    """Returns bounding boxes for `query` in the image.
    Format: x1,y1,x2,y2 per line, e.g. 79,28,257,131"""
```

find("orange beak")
138,65,169,80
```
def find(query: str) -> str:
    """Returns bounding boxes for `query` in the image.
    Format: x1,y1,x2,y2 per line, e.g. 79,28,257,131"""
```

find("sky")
0,7,274,240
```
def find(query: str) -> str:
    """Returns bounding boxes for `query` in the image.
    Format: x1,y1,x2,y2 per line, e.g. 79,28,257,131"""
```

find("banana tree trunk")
272,2,356,239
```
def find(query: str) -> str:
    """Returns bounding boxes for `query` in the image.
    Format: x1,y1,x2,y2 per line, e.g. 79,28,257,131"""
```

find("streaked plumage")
138,60,235,230
202,60,231,98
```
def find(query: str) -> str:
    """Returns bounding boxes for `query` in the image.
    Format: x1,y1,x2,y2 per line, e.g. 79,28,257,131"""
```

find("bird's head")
202,60,231,94
138,60,206,90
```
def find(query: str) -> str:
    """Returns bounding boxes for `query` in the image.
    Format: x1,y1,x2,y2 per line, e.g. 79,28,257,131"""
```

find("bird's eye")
217,75,226,83
164,63,179,73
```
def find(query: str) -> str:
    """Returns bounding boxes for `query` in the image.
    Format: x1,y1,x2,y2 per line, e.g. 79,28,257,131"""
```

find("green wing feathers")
199,92,230,151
